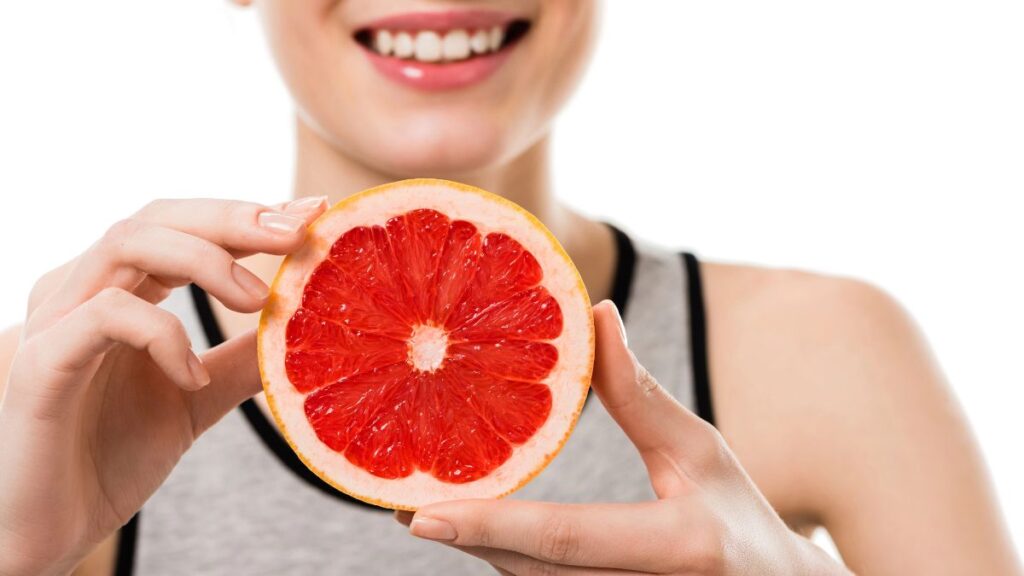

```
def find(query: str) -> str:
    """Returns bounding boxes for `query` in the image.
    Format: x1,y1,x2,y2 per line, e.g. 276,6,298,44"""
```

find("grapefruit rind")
257,179,594,511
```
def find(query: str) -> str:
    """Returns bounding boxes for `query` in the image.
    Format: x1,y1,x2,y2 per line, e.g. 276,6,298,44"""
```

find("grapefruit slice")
257,179,594,510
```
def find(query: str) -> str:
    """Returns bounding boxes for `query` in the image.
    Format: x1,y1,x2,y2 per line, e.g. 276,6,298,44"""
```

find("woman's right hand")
0,197,327,575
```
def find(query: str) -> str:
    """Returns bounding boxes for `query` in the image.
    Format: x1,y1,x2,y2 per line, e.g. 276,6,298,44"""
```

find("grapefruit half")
257,179,594,510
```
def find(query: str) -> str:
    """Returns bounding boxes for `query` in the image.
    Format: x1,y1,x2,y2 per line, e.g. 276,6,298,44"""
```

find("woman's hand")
0,197,326,575
397,301,850,575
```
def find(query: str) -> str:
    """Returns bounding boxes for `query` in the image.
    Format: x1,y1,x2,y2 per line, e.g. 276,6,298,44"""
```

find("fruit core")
407,324,448,372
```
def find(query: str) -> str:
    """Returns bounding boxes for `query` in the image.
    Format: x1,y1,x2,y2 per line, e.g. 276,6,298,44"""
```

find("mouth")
353,11,532,91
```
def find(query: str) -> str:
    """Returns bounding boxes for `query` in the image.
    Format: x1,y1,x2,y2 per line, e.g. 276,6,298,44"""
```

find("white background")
2,0,1022,557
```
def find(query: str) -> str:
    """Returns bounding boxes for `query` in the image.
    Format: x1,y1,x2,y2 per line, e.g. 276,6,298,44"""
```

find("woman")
0,1,1019,574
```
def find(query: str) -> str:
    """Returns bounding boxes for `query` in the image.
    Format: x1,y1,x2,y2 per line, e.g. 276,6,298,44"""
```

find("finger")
134,275,175,304
25,259,77,322
15,288,207,406
185,330,262,437
455,546,650,576
39,221,270,324
410,499,681,572
592,300,727,491
132,196,327,258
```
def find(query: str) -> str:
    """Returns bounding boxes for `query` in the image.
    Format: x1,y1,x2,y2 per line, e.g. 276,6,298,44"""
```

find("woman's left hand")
396,301,850,575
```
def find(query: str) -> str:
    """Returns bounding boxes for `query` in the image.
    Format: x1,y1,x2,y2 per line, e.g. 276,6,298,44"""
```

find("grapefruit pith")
258,179,594,510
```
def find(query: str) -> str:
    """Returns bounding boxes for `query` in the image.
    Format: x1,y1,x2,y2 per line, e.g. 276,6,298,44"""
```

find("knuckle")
93,286,131,309
151,309,187,342
85,288,132,328
221,199,252,224
470,521,493,548
635,364,661,396
101,218,142,251
691,423,731,473
136,198,170,219
194,236,224,264
536,516,580,564
27,270,61,315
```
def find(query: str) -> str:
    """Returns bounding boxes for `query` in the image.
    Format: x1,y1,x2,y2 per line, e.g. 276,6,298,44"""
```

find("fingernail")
608,300,628,346
258,211,304,234
409,517,457,542
187,349,211,388
284,196,327,215
232,262,270,301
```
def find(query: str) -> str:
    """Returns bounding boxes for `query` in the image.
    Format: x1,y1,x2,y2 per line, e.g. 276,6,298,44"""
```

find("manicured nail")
258,211,304,234
187,349,211,388
284,196,327,215
409,517,457,541
608,300,628,346
232,262,270,301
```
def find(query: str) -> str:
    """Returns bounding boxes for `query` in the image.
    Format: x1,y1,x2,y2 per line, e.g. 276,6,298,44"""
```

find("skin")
0,0,1019,574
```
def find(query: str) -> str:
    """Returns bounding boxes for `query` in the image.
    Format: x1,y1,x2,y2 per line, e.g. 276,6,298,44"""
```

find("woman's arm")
704,265,1021,574
3,328,121,576
0,197,327,575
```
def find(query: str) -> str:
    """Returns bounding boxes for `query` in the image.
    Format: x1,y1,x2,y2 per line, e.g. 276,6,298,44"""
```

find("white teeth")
488,26,504,51
393,32,414,58
414,31,442,62
374,30,393,56
442,29,471,61
373,26,510,61
470,29,490,54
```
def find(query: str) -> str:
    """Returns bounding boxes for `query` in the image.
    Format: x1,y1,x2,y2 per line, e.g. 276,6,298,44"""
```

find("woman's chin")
358,127,511,179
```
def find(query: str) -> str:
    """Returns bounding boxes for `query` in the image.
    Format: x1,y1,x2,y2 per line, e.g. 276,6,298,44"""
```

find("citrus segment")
258,179,593,510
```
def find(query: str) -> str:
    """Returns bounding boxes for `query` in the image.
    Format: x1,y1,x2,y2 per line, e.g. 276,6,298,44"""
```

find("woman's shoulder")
701,260,907,336
698,261,956,525
700,260,917,397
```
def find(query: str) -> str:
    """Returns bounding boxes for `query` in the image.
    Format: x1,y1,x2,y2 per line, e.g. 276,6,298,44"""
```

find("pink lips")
356,10,525,92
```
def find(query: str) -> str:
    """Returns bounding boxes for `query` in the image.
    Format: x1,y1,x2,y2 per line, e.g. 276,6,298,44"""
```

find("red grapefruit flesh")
258,179,594,510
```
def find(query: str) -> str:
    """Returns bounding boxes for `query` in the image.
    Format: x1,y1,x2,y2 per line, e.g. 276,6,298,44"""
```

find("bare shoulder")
700,261,1019,573
700,260,943,502
698,262,923,496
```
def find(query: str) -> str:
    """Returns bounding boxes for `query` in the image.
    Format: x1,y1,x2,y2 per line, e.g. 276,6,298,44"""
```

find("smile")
354,11,531,91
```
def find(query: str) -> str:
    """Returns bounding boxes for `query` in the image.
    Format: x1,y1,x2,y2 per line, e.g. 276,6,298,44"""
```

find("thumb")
185,329,263,437
592,301,724,496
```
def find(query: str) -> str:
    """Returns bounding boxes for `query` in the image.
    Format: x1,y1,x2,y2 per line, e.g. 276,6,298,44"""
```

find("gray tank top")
125,228,712,575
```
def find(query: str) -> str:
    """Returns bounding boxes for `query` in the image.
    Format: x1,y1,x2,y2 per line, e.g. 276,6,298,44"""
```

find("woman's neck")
288,120,615,303
292,121,560,229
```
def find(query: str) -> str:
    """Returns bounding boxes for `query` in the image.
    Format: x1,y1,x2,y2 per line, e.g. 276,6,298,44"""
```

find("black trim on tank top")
188,284,382,510
113,513,139,576
681,253,716,426
182,223,637,510
607,223,636,317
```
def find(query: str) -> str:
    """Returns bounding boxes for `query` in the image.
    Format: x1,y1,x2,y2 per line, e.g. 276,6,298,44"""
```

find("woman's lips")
354,11,530,91
357,9,519,32
362,48,514,91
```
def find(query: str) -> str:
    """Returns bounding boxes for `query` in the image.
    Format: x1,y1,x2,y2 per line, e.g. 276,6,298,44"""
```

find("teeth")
470,29,490,54
488,26,504,51
414,31,442,62
372,26,510,62
374,30,393,56
442,29,470,61
393,32,414,58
